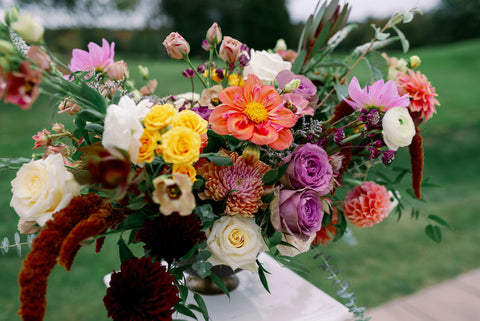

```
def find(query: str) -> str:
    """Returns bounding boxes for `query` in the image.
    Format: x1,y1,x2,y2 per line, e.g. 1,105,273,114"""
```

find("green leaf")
371,24,390,41
267,231,283,249
174,303,198,320
257,261,271,294
178,284,189,302
428,214,451,228
116,212,146,231
261,192,274,204
402,11,414,24
76,109,105,123
84,123,104,134
210,273,230,299
392,25,409,53
193,204,215,223
118,237,135,263
425,224,442,243
262,163,288,185
80,82,108,113
291,50,307,74
74,115,91,144
205,154,233,166
111,90,122,105
192,260,212,279
364,51,388,81
333,83,349,101
193,293,210,321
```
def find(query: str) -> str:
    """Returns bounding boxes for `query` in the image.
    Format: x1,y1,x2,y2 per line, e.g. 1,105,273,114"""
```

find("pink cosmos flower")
4,61,42,110
342,181,392,227
209,74,297,150
397,70,440,122
281,93,314,119
69,38,115,73
344,76,409,111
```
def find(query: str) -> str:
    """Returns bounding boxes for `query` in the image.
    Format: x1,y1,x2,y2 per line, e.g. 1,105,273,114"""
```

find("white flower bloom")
382,107,416,151
102,96,147,164
10,154,81,226
243,50,291,85
11,13,44,43
206,215,267,272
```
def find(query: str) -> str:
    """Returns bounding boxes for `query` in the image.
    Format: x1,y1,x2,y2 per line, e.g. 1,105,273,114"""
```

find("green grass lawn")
1,39,479,320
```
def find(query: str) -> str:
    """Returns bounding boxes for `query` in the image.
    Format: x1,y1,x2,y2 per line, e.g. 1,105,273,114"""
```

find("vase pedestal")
178,252,354,321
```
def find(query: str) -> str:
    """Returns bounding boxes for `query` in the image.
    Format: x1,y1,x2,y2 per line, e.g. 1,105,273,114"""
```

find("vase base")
186,274,240,295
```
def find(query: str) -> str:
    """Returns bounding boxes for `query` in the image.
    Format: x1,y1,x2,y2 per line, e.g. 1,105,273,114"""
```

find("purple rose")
280,143,333,196
276,70,317,98
271,188,323,241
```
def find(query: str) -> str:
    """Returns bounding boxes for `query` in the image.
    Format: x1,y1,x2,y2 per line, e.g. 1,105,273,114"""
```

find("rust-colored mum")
332,145,352,195
409,130,424,199
18,193,104,321
330,100,355,124
313,208,338,246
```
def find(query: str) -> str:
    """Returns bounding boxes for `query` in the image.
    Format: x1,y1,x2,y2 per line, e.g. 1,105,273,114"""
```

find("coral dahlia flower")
397,70,440,121
209,74,297,150
344,76,409,111
342,181,391,227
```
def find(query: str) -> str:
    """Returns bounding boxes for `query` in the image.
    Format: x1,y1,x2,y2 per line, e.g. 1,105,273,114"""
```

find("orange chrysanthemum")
209,74,297,150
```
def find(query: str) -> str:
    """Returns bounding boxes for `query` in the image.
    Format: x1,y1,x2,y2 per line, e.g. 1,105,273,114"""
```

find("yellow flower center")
244,102,269,124
228,228,245,248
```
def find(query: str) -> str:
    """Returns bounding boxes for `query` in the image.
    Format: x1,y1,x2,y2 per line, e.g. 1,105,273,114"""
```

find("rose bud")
27,45,51,71
219,36,242,63
162,32,190,60
105,60,129,80
206,22,222,45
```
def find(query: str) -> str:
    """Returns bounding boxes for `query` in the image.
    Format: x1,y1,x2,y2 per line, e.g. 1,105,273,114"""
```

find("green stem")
184,56,207,88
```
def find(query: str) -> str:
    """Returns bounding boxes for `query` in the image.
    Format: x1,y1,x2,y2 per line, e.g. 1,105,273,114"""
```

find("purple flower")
182,68,195,79
276,70,317,98
382,149,396,164
344,76,409,111
271,188,324,241
280,143,333,196
190,105,212,121
334,129,345,145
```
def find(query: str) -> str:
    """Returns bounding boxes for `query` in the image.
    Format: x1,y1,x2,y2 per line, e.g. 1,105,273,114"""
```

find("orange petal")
268,128,293,150
226,114,254,140
218,86,245,111
270,107,297,128
250,124,279,146
243,74,263,103
209,105,232,135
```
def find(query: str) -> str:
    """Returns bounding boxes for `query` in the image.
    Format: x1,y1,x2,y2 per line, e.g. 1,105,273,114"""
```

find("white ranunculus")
243,49,291,85
206,215,267,272
382,107,416,151
11,13,44,43
102,96,146,164
277,234,315,257
10,154,81,226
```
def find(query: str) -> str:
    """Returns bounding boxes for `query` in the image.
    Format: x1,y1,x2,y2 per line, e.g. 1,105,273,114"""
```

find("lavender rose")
271,188,324,241
280,143,333,196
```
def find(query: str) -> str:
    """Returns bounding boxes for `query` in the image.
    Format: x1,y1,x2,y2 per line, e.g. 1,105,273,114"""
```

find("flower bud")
182,68,195,79
206,22,222,45
138,65,149,79
105,60,129,80
32,129,50,149
382,149,396,164
274,38,287,52
58,98,81,115
162,32,190,60
197,63,206,74
27,45,51,71
242,145,260,164
219,36,242,63
52,122,66,133
0,40,16,55
201,39,210,51
334,128,345,145
283,79,301,93
409,55,421,68
11,13,44,43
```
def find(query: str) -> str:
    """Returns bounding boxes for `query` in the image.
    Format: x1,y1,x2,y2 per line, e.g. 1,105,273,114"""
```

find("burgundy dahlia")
137,213,205,264
104,257,179,321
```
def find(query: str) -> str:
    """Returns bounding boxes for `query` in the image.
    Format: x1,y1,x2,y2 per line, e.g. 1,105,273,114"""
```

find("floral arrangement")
0,1,444,321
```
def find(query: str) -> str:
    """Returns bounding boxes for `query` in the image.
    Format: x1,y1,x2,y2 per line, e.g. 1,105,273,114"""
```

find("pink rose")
206,22,222,45
162,32,190,60
27,45,51,71
219,36,242,63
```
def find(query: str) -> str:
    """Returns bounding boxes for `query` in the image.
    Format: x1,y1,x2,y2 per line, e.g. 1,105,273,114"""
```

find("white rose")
206,215,267,272
10,154,81,226
11,13,44,43
243,49,291,85
277,234,315,257
102,96,146,164
382,107,416,151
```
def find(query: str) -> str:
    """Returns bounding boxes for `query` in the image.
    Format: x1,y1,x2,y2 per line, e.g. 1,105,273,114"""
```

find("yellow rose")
172,110,208,135
172,164,197,182
160,127,201,165
138,129,161,163
144,104,177,130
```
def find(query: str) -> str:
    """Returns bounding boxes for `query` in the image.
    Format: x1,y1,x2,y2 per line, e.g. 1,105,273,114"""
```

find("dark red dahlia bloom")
4,61,42,110
104,257,179,321
137,213,206,264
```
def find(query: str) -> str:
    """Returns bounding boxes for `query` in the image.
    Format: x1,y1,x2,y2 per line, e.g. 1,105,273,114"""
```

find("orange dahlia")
209,74,297,150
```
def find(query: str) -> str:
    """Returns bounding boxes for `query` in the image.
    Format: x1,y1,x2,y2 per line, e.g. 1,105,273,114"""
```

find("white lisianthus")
206,215,267,272
10,154,81,226
243,50,291,85
102,96,150,164
11,13,44,43
382,107,416,151
277,234,315,257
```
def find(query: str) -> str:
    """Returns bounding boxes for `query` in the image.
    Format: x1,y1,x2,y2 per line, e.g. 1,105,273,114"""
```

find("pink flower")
281,93,314,118
4,61,42,110
32,129,50,149
219,36,242,63
105,60,128,80
342,181,392,227
27,46,51,71
397,70,439,122
344,76,409,111
162,32,190,60
68,38,115,73
206,22,222,44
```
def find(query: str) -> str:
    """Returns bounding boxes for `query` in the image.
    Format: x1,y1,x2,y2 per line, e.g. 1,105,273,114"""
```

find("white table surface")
177,253,354,321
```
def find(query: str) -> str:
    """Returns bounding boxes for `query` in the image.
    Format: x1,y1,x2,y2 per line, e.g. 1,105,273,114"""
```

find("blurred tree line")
24,0,480,57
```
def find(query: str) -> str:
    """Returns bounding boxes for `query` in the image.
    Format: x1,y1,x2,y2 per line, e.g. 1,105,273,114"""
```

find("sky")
288,0,441,22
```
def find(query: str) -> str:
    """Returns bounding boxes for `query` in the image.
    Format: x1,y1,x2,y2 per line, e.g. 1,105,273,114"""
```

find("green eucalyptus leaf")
428,214,450,228
425,224,442,243
365,51,388,81
392,25,409,53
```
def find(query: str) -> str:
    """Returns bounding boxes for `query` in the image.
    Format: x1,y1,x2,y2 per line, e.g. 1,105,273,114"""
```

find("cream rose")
243,50,292,85
11,13,44,43
102,96,149,164
206,215,267,272
10,154,81,226
382,107,416,151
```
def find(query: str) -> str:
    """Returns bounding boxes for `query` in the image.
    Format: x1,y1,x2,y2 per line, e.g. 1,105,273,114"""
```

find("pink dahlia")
344,76,410,111
397,70,439,122
69,38,115,73
342,181,391,227
197,151,270,217
209,74,297,150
